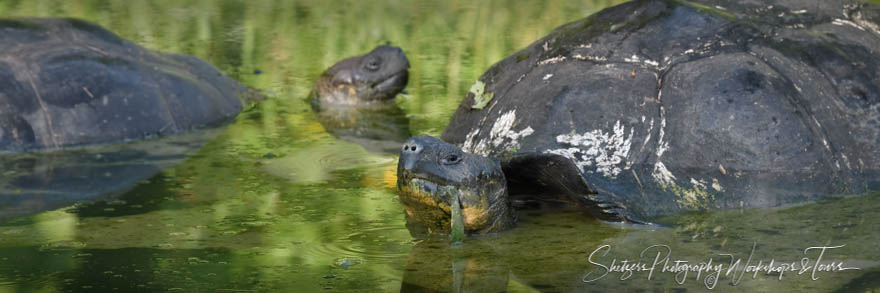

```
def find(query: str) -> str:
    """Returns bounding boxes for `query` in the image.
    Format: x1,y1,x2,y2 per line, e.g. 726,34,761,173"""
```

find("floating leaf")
469,80,494,109
469,80,485,96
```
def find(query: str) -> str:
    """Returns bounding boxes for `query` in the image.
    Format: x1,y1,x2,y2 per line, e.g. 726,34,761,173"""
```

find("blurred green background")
0,0,625,136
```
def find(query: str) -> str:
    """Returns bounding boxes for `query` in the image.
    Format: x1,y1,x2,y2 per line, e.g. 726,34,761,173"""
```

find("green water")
1,0,879,292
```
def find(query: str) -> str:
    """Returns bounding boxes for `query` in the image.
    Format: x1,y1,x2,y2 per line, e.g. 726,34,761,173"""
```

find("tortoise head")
312,45,409,108
397,136,515,234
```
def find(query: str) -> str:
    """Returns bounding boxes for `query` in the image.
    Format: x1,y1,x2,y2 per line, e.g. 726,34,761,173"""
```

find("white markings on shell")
462,110,534,155
623,54,659,68
624,55,641,63
852,10,880,35
844,4,855,17
461,128,481,153
573,54,608,62
545,120,634,178
832,18,867,31
711,178,724,192
652,101,675,188
690,178,706,190
537,56,566,65
490,110,534,147
655,106,669,158
651,161,677,187
640,118,655,152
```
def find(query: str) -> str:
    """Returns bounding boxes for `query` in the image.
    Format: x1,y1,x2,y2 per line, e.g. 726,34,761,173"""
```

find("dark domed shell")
441,0,880,219
0,18,248,153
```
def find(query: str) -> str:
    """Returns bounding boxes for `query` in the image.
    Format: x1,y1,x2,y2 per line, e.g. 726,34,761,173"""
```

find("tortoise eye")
441,154,461,165
365,57,382,71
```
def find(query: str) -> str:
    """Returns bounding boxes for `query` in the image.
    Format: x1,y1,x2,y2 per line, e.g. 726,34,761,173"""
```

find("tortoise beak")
396,136,517,234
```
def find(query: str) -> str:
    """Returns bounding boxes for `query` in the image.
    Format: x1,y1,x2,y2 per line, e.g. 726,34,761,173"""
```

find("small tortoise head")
397,136,515,234
312,45,409,108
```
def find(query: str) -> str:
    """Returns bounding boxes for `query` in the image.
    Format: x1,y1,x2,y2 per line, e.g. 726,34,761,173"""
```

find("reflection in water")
398,196,880,292
259,138,395,184
315,103,412,154
0,129,222,220
0,0,877,292
401,237,509,292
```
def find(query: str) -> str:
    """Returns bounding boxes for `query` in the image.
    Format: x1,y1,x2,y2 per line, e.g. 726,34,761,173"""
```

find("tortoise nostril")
402,142,421,153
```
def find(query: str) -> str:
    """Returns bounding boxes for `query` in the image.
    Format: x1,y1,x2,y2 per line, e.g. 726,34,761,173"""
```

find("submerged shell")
442,0,880,219
0,18,248,152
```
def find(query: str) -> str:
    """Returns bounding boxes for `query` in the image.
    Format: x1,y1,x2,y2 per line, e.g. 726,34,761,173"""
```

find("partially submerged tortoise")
0,18,253,217
0,18,251,152
398,0,880,234
310,45,411,153
310,45,409,109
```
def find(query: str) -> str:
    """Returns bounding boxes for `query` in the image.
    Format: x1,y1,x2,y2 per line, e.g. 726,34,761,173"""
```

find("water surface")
1,0,878,292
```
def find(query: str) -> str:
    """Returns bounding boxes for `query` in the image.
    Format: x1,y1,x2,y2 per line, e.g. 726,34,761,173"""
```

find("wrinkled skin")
397,136,515,234
311,45,409,108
